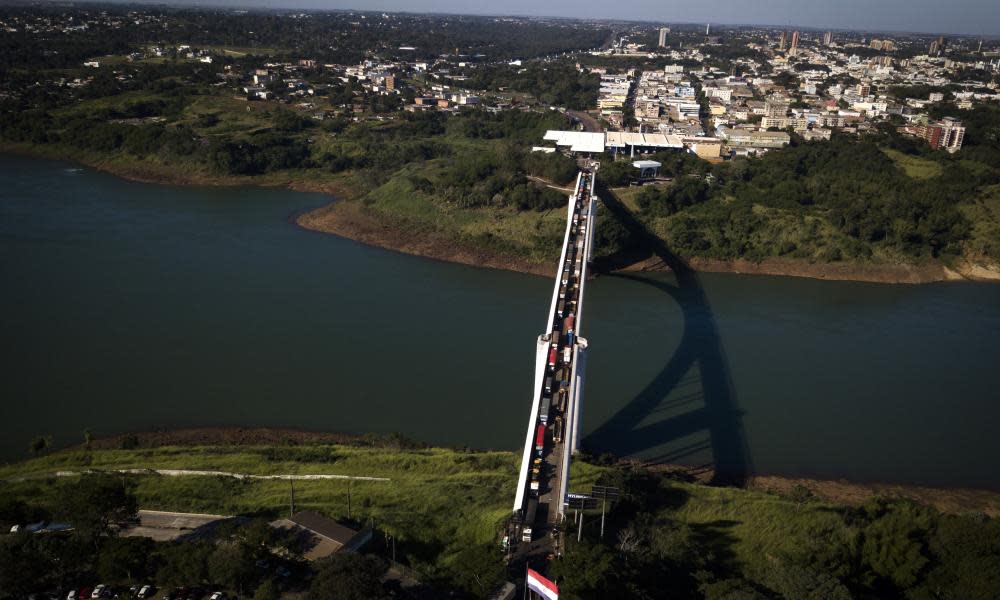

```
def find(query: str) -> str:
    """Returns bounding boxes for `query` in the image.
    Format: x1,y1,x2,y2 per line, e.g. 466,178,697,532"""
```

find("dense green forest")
0,5,609,69
464,61,601,109
550,464,1000,600
596,110,1000,266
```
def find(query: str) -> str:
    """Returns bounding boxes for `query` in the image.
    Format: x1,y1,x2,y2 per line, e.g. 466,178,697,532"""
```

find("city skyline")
73,0,1000,37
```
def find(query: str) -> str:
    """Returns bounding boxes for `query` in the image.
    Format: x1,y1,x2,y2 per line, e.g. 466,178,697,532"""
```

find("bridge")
509,169,597,557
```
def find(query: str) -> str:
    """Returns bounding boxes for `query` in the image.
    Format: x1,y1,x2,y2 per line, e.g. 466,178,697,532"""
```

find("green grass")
1,445,518,572
883,148,944,180
5,444,977,590
361,161,568,265
960,184,1000,262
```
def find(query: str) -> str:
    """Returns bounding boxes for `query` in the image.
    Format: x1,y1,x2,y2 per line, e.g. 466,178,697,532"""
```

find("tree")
55,474,138,542
548,540,617,599
158,541,213,587
97,537,156,584
0,533,52,597
859,499,934,591
307,553,389,600
253,579,281,600
208,542,257,595
449,545,506,599
28,435,52,455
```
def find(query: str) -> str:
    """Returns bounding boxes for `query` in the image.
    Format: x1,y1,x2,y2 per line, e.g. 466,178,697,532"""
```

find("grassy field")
883,148,944,180
0,444,900,582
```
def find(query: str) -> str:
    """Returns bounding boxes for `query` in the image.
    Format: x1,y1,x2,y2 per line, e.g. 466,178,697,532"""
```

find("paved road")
121,509,234,541
7,468,391,482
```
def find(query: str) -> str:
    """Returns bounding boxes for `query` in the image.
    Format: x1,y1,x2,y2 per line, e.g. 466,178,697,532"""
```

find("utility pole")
577,511,583,542
600,496,606,540
289,480,295,517
347,479,352,520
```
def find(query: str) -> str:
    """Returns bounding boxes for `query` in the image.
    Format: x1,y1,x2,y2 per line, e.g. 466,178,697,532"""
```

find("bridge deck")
510,170,597,556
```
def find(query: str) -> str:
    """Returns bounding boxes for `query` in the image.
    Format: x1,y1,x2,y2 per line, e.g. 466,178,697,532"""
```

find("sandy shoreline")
47,427,1000,517
4,145,999,284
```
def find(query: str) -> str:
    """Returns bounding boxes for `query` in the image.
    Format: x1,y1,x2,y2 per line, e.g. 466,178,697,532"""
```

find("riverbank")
23,427,1000,517
4,144,998,284
296,197,1000,284
5,432,998,598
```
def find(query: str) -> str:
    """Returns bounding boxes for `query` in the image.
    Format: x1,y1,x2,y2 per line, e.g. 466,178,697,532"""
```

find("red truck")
547,345,557,368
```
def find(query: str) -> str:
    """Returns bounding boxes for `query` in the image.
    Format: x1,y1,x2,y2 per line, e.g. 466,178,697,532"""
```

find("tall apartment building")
909,117,965,153
779,31,787,52
856,82,872,97
658,28,669,48
929,36,946,56
789,31,801,56
823,31,833,46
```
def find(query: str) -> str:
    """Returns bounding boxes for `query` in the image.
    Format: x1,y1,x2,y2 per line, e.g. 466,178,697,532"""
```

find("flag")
527,567,559,600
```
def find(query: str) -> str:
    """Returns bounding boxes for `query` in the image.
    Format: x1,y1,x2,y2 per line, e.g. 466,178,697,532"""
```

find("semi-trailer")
562,346,572,365
553,416,564,443
547,346,557,368
522,498,538,542
540,396,551,424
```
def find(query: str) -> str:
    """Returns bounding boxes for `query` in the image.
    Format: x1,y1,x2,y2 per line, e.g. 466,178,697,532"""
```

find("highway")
509,169,597,559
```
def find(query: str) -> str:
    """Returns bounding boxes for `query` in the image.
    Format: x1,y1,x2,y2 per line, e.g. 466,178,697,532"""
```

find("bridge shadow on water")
585,184,753,486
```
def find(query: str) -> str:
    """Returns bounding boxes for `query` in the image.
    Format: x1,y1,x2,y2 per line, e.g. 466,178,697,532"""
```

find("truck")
544,376,553,394
522,498,538,542
562,346,572,365
539,395,551,424
553,416,564,443
564,314,576,333
535,423,545,452
556,299,566,317
547,346,557,368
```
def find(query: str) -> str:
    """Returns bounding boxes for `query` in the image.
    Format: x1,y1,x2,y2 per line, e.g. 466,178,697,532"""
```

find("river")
2,156,999,490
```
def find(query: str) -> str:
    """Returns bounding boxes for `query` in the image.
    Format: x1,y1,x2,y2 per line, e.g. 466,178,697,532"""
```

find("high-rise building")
823,31,833,46
856,82,872,97
913,117,965,153
779,31,787,52
929,36,946,56
789,31,800,56
706,23,710,36
658,27,669,48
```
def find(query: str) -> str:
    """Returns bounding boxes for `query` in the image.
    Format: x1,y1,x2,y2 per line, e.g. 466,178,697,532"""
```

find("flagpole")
524,565,528,600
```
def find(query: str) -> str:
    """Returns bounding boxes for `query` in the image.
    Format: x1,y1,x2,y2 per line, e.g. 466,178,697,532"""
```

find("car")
78,590,92,600
137,585,155,599
276,565,291,577
91,585,106,599
208,593,225,600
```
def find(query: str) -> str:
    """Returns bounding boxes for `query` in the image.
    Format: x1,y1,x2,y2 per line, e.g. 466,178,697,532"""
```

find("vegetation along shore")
3,428,999,598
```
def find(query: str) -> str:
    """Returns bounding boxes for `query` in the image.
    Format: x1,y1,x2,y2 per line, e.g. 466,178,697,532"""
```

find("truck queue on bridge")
518,170,594,547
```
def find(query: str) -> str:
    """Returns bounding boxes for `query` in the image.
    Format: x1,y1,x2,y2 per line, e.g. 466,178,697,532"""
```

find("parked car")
91,585,106,599
208,593,225,600
137,585,155,599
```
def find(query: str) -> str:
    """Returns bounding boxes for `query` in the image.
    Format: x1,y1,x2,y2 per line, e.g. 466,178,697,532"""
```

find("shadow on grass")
584,181,753,487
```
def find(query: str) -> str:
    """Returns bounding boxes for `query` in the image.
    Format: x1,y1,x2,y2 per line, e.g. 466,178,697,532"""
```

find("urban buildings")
904,117,966,153
658,27,669,48
789,31,800,56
